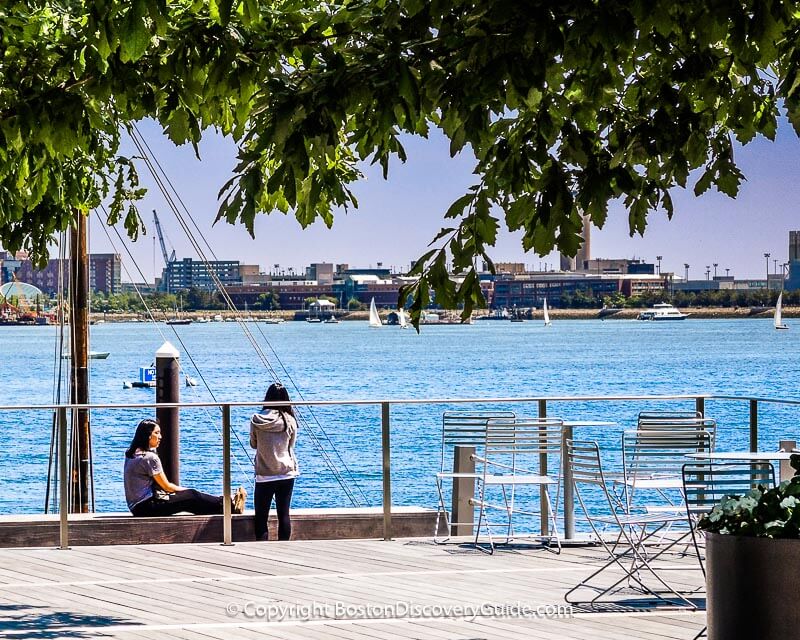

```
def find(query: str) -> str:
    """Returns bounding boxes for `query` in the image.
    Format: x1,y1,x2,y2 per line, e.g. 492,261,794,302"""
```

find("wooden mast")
69,212,91,513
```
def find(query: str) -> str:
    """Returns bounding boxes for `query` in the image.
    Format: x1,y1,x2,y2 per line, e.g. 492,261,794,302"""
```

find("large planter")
706,531,800,640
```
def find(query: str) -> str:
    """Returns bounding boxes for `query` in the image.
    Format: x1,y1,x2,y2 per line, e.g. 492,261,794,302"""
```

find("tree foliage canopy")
2,0,800,324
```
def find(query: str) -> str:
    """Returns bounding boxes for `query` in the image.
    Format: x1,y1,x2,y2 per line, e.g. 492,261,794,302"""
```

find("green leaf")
445,193,475,219
119,0,151,63
694,168,714,196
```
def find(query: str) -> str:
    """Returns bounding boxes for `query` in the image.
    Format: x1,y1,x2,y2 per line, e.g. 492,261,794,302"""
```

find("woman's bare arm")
152,472,186,493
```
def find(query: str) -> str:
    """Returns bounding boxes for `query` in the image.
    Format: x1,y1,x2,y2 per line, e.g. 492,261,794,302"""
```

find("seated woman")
124,418,246,517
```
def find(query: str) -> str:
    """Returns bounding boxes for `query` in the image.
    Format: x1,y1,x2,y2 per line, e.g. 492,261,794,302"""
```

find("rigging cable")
95,208,257,488
129,124,368,506
45,232,69,513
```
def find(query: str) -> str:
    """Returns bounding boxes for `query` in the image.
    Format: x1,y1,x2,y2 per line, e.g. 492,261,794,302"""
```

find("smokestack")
559,254,576,271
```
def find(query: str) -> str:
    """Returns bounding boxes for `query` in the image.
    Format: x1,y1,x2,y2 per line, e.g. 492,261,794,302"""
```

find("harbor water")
2,318,798,517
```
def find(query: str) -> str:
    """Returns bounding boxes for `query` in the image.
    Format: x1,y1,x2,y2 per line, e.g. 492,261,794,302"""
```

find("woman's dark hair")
263,382,295,418
125,418,160,458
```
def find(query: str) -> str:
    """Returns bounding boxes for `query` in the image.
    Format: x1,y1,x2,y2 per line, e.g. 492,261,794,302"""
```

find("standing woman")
250,382,299,540
124,418,246,516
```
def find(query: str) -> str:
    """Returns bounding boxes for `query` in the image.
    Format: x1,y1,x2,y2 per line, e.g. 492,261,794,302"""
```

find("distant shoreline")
85,306,791,323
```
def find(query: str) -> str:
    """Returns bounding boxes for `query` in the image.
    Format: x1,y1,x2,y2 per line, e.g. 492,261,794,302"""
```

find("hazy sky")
89,115,800,283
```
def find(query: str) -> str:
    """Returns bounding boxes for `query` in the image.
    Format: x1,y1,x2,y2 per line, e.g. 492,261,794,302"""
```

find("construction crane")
152,209,176,265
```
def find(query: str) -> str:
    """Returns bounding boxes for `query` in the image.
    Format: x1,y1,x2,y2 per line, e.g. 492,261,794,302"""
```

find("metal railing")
3,392,799,549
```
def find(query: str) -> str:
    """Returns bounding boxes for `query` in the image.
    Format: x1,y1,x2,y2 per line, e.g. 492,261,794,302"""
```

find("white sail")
398,309,408,328
369,298,382,327
543,298,552,326
775,292,788,330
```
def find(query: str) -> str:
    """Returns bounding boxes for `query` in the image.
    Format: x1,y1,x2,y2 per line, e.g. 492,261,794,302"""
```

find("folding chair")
681,462,776,576
471,417,563,554
433,410,515,542
681,462,776,639
565,439,697,609
617,428,713,514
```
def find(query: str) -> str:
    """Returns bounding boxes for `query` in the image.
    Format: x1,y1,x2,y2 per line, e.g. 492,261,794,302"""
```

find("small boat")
263,317,284,324
62,351,110,360
543,298,552,327
212,314,223,322
637,303,689,321
397,309,409,329
166,318,192,325
775,292,789,330
368,298,382,327
324,316,340,323
123,366,156,389
306,317,322,323
185,375,198,387
195,316,210,324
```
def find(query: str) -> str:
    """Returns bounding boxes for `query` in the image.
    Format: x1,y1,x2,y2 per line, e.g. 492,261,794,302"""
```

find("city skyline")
83,115,800,283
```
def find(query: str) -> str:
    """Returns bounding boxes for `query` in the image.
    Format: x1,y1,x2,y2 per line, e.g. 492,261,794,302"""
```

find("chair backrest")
637,416,717,450
623,429,713,483
566,439,623,517
682,462,776,516
482,418,564,474
439,411,516,470
566,439,606,487
638,410,702,423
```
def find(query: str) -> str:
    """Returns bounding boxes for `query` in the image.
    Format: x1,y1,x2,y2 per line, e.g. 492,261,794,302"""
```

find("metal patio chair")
617,427,714,514
471,417,563,554
681,462,776,640
681,461,776,575
433,410,515,542
565,439,697,610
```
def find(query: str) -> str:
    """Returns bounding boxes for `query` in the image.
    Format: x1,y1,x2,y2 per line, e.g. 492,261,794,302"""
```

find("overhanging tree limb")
1,0,799,327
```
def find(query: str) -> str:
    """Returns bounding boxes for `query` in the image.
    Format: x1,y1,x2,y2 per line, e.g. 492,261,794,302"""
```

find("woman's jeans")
254,479,295,541
131,489,224,516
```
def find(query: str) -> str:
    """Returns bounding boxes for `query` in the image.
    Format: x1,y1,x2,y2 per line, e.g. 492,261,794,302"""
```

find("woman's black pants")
254,479,295,541
131,489,224,516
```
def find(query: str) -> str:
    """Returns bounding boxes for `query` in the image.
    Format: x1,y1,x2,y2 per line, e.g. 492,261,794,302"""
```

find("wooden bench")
0,507,440,547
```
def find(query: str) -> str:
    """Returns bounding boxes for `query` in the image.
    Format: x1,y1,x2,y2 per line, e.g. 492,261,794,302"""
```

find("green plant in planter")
698,474,800,539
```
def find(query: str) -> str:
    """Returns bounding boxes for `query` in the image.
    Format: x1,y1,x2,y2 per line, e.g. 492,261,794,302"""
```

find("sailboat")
543,298,552,327
775,292,789,330
368,298,382,327
397,308,409,329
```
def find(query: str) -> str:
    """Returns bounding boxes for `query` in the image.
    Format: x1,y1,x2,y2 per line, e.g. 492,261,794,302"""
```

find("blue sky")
91,116,800,282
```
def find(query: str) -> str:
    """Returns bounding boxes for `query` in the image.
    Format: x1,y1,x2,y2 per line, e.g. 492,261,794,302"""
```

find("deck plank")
0,537,706,640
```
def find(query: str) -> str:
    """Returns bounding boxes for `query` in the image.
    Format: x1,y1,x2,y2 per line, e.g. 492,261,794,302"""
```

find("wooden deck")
0,537,706,639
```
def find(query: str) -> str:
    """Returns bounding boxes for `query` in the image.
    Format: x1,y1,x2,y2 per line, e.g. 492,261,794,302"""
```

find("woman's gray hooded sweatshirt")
249,409,299,480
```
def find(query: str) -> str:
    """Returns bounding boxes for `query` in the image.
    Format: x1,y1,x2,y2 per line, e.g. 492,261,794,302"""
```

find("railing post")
58,407,69,550
222,404,233,546
451,445,475,536
779,440,797,482
381,402,392,541
562,424,575,540
695,396,705,417
750,400,759,452
538,400,549,536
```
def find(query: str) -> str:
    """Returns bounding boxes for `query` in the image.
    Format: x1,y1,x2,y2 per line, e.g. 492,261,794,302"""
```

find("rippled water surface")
2,318,798,516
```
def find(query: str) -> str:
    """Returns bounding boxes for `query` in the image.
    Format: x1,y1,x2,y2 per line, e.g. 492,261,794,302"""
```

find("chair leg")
473,483,494,554
544,488,561,554
433,477,452,544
